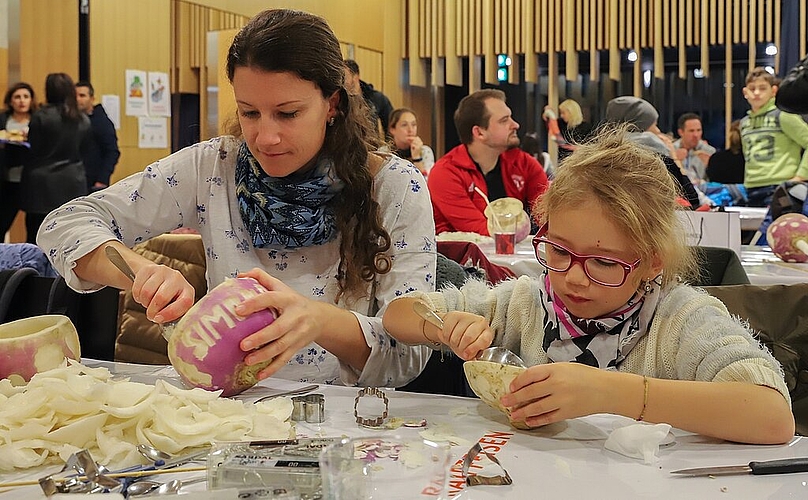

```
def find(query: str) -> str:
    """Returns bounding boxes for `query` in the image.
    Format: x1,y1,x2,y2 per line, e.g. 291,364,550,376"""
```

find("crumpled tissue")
603,422,672,464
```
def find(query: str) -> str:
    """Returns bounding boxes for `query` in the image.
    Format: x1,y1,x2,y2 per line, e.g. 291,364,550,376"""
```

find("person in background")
383,125,794,445
76,81,121,192
521,131,554,179
741,67,808,208
706,120,745,185
428,89,548,235
22,73,90,244
38,9,436,387
674,112,715,188
343,59,394,139
775,53,808,115
542,98,593,163
603,96,705,209
0,82,36,239
387,107,434,177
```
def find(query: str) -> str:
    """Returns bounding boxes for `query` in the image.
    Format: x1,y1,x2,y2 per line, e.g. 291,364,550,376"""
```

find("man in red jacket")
428,89,548,235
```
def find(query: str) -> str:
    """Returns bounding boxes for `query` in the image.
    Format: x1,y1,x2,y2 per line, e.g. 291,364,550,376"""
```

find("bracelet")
411,157,423,162
421,318,441,348
637,376,649,421
354,387,389,427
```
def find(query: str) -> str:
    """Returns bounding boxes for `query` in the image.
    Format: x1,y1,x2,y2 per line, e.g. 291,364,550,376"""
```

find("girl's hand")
132,263,196,324
438,311,494,360
501,363,612,427
235,268,328,379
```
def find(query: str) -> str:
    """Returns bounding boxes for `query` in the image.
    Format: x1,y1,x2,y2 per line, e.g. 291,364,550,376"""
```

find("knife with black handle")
671,457,808,476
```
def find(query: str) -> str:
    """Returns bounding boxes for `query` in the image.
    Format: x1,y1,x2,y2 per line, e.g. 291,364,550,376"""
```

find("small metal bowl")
475,347,526,368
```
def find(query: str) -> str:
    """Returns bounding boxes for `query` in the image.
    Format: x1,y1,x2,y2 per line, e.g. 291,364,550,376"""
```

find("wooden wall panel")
91,0,171,183
19,0,79,100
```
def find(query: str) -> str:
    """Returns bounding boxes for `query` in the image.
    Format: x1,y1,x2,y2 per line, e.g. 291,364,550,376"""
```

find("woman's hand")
235,268,330,379
502,363,616,427
131,263,196,324
409,136,424,158
438,311,494,360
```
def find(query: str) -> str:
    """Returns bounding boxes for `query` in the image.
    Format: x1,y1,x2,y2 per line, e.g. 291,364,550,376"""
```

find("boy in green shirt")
740,67,808,244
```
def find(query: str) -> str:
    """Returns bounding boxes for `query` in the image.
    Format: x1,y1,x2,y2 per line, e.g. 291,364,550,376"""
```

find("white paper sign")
138,116,168,149
677,211,742,257
125,69,148,116
100,94,121,130
147,71,171,117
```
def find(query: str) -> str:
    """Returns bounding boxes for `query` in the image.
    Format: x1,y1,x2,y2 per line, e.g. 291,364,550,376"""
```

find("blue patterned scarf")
235,142,344,248
539,272,664,368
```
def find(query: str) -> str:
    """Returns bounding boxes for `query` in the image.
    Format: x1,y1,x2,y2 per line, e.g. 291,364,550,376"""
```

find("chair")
704,283,808,435
399,245,517,398
691,246,750,286
398,254,476,397
0,268,120,361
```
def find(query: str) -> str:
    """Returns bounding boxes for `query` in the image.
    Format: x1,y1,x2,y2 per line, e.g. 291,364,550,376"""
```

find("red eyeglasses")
531,225,642,287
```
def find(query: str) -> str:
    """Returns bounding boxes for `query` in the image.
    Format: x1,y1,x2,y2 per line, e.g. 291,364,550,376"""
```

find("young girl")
383,125,794,444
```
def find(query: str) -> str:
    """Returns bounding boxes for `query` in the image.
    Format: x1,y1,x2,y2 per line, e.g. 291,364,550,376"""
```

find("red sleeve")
428,164,490,236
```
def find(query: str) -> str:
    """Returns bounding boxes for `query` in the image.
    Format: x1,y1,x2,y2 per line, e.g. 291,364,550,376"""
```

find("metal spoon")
475,346,527,368
135,444,210,469
143,479,181,496
125,480,161,496
413,300,444,329
253,383,319,404
136,444,171,463
104,245,179,339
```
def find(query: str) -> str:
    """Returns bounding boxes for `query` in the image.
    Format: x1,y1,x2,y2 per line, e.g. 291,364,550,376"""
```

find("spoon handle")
253,384,320,403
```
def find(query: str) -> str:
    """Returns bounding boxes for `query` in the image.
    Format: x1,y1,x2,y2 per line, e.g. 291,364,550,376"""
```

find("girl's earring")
328,116,336,126
643,279,653,294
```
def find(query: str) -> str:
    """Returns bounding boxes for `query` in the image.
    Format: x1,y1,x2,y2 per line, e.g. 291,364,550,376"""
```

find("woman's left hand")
235,268,328,379
501,362,612,427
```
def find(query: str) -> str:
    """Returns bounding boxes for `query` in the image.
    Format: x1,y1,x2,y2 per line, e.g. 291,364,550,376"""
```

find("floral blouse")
39,136,437,387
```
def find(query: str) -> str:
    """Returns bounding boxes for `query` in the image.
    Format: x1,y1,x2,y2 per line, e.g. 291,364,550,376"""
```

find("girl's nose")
564,261,590,286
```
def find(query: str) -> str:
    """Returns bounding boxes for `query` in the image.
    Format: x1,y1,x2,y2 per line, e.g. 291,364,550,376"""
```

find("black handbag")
776,54,808,115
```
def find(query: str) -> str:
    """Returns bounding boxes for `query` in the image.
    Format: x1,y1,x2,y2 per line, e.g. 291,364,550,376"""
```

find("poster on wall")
147,71,171,117
138,116,168,149
125,69,148,116
101,95,121,130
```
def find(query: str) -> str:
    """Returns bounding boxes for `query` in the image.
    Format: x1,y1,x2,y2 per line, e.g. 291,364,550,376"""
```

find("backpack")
770,181,808,222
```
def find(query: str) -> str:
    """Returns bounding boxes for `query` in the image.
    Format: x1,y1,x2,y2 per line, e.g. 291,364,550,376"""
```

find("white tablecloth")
2,361,807,499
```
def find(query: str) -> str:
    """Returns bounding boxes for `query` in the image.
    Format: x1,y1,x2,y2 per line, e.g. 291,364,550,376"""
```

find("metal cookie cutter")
354,387,389,428
462,442,513,486
291,393,325,423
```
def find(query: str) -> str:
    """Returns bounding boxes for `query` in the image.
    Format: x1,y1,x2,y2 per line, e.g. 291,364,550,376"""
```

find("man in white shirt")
674,113,715,186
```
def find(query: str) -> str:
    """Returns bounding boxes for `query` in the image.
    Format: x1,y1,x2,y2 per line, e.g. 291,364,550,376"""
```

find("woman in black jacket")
0,82,37,238
21,73,90,243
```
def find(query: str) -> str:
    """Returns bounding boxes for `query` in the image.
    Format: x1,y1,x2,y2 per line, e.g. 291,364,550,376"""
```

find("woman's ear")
327,90,341,120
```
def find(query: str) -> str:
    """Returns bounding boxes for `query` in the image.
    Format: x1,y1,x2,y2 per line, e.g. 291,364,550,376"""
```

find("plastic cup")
493,212,516,255
319,436,451,499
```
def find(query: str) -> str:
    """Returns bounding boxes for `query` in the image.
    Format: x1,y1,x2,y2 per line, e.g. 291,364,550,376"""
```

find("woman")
0,82,36,238
384,125,793,444
22,73,90,243
387,108,435,177
706,120,745,185
38,9,436,386
543,99,593,162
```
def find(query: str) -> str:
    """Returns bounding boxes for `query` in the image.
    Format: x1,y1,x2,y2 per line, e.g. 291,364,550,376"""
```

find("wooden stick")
0,466,207,489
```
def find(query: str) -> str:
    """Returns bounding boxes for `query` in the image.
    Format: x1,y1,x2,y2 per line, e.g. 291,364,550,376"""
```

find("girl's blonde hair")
536,124,697,287
558,99,584,128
